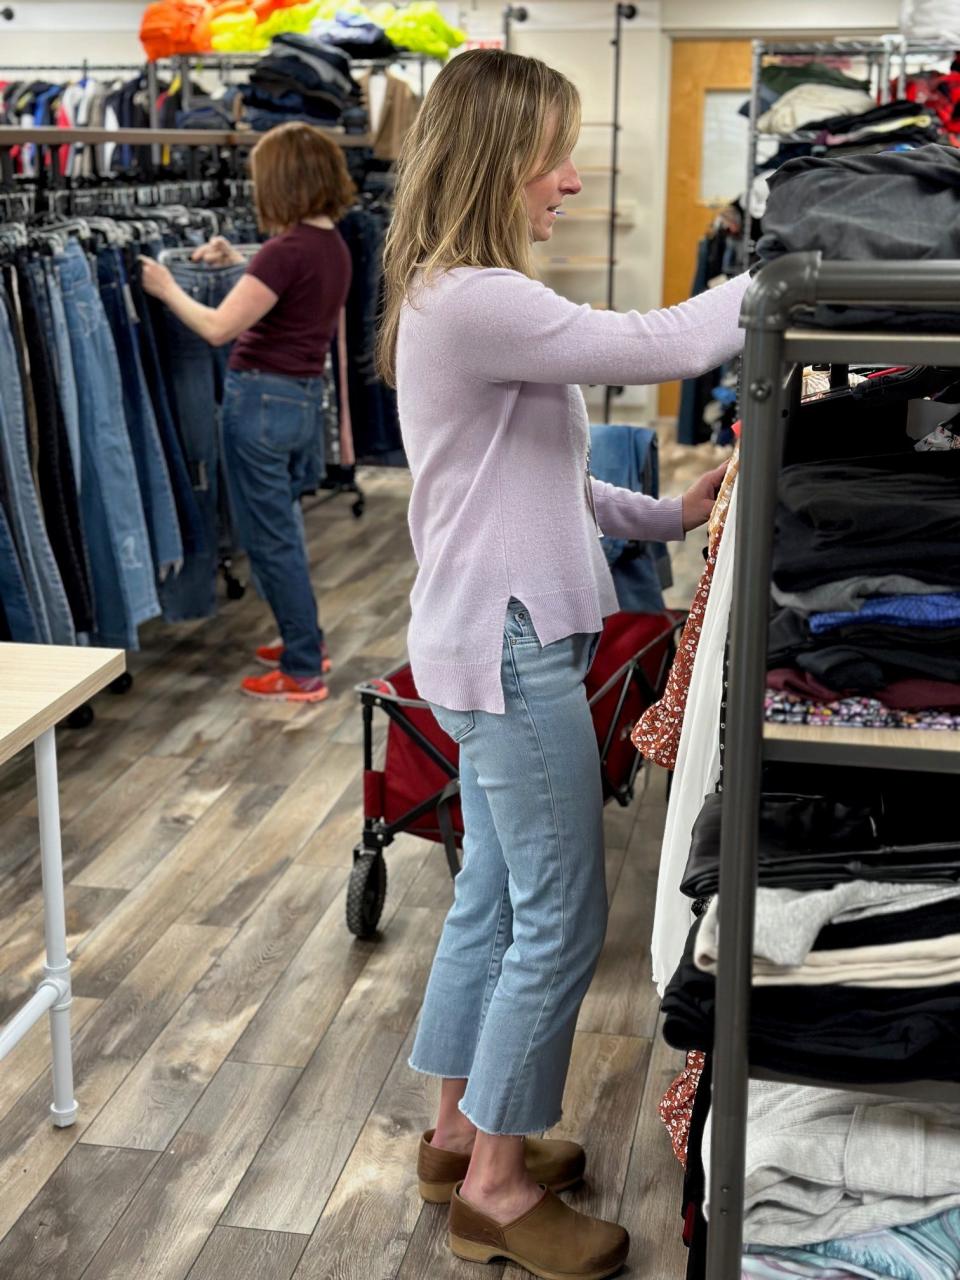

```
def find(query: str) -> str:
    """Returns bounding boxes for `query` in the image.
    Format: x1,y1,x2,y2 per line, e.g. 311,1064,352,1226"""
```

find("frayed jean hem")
459,1097,561,1138
408,1056,471,1081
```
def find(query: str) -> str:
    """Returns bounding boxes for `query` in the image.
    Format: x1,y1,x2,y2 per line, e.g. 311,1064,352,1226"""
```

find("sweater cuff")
659,494,686,543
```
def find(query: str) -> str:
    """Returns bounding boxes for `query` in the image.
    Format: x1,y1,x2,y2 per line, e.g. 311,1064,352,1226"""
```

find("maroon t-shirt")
229,223,352,377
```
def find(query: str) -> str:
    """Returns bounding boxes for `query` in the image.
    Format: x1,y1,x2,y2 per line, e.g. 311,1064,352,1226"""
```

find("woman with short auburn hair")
142,122,354,702
381,49,750,1279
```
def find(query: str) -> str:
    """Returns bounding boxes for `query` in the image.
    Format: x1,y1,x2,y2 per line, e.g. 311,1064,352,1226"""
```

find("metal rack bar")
0,63,147,72
707,251,960,1280
0,126,373,148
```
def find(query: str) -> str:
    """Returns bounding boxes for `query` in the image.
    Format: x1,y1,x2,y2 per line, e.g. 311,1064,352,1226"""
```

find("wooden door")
659,39,753,418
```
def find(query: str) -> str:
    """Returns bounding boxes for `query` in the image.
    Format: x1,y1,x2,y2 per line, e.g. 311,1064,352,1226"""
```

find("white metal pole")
34,728,77,1127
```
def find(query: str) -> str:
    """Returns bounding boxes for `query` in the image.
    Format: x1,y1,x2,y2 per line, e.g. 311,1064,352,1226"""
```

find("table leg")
34,727,77,1127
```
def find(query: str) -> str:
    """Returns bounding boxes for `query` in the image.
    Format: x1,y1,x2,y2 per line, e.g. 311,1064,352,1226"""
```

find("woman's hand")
681,461,729,532
139,257,176,302
191,235,245,268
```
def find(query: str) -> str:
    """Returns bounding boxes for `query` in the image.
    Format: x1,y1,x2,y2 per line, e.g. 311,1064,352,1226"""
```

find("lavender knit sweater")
396,267,751,713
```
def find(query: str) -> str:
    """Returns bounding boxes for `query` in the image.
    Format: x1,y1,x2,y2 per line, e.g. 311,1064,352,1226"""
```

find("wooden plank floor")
0,469,688,1280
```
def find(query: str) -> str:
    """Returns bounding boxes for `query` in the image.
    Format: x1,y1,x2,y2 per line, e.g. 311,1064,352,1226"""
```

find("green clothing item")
761,62,870,97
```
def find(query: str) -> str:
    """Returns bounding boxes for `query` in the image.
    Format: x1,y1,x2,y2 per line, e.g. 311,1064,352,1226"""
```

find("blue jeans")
410,602,607,1135
127,262,205,560
98,247,183,579
40,260,82,490
157,258,243,622
0,290,75,645
221,369,325,677
0,494,41,642
56,241,159,648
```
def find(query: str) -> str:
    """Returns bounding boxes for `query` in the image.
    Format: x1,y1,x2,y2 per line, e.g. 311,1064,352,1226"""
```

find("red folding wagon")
346,610,683,937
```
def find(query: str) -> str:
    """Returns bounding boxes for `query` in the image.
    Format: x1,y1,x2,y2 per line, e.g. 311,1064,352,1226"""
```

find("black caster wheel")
109,672,133,695
351,498,365,519
226,574,246,600
66,703,95,729
346,849,387,938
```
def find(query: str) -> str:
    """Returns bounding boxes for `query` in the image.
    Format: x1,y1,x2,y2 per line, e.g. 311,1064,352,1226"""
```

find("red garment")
632,535,721,769
900,70,960,134
230,224,352,378
659,1050,706,1167
766,666,960,711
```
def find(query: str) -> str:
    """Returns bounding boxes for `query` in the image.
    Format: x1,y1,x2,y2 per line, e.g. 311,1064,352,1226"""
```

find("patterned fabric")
745,1203,960,1280
658,1049,705,1167
916,423,960,452
632,445,738,769
765,689,960,731
810,592,960,635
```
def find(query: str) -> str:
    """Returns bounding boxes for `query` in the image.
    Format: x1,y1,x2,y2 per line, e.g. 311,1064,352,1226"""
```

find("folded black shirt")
772,451,960,593
680,790,960,899
662,918,960,1084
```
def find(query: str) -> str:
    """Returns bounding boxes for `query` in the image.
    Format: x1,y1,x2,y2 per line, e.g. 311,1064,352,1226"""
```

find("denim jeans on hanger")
56,240,159,648
220,368,325,676
97,246,183,579
0,500,41,642
157,258,244,622
40,259,82,487
0,290,75,645
19,257,95,636
126,261,205,561
336,207,404,464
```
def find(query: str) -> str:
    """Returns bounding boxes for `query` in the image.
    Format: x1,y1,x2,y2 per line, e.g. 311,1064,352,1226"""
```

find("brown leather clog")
448,1183,629,1280
417,1129,586,1204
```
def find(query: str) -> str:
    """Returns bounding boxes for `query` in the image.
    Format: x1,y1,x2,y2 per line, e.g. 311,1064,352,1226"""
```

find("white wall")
0,2,143,67
661,0,900,36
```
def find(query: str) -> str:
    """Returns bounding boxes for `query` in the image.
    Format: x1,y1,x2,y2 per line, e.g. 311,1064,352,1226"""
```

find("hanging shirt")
229,223,352,378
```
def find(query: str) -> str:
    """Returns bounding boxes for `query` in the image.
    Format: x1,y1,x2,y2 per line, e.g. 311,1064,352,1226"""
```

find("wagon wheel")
346,849,387,938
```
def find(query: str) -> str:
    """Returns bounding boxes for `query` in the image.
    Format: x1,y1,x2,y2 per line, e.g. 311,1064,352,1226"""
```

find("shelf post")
707,318,788,1279
603,1,635,422
742,39,764,271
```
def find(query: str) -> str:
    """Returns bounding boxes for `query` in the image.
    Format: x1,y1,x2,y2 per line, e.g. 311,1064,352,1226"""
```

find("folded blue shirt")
809,592,960,635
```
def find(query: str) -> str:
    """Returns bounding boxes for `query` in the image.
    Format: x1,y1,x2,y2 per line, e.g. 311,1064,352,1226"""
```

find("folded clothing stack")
763,449,960,728
709,1081,960,1280
666,763,960,1083
245,33,364,127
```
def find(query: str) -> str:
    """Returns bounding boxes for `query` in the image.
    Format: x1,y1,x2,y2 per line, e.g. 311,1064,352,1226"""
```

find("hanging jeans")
56,240,159,649
19,257,95,635
41,258,83,488
410,602,607,1135
0,500,41,642
220,368,325,677
127,262,205,560
157,258,243,622
0,289,75,645
97,246,183,579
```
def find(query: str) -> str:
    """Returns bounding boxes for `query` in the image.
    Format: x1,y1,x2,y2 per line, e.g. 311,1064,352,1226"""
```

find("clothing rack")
741,36,960,268
707,251,960,1279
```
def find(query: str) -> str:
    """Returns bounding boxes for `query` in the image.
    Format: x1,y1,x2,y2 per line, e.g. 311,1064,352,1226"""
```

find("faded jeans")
410,601,607,1135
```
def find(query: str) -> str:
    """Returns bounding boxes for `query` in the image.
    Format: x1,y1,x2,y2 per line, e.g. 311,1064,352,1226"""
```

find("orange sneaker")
255,641,332,674
240,670,330,703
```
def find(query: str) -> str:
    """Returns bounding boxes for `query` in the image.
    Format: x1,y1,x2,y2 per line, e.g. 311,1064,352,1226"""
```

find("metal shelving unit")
707,250,960,1279
742,36,960,267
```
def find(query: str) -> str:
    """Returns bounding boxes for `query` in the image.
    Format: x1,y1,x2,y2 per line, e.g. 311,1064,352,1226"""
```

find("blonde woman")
379,50,749,1280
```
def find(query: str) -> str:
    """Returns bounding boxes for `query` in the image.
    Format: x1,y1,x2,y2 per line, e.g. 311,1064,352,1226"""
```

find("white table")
0,643,125,1125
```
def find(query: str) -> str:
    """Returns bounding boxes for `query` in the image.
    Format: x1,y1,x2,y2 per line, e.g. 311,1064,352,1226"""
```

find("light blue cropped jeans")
410,600,607,1135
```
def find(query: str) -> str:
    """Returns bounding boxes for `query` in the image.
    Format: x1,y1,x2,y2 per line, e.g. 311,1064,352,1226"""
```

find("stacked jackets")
245,33,363,127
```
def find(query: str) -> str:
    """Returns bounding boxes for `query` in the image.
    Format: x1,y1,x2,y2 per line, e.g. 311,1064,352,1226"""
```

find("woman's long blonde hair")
377,49,581,385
